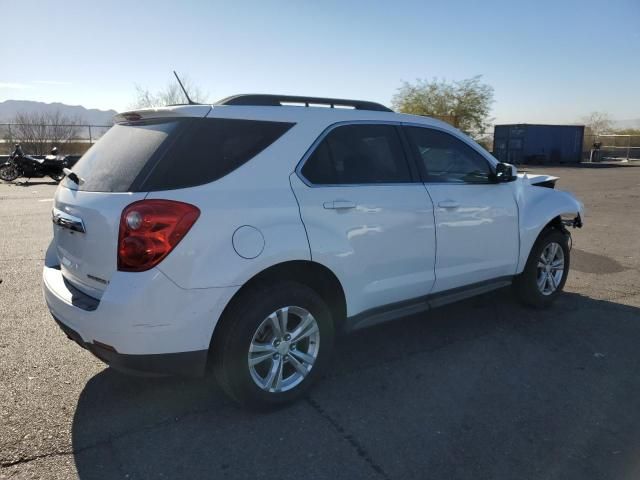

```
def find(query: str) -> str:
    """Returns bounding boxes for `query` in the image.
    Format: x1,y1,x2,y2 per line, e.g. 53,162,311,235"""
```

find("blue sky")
1,0,638,125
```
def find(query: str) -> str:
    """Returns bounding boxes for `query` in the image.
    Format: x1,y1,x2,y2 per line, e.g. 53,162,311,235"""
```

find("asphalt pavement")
1,163,640,479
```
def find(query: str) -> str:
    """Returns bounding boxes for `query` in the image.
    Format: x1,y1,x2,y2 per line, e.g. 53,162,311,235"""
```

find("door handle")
438,200,460,209
323,200,356,210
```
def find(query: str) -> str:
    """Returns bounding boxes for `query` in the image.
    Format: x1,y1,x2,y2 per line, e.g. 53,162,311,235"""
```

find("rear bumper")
53,315,208,376
43,251,239,377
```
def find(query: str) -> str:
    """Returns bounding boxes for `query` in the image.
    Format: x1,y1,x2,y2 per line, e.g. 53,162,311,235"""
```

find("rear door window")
301,124,412,185
142,118,294,191
68,118,294,192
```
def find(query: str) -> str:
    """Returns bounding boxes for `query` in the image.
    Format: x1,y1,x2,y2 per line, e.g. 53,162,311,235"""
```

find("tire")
514,228,570,308
0,165,20,182
213,281,335,410
50,172,65,183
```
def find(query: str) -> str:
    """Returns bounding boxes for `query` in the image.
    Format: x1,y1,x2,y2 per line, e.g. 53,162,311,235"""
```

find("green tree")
391,76,494,136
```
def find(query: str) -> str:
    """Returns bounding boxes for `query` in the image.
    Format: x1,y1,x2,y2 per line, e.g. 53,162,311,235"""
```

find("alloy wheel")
248,306,320,393
536,241,565,295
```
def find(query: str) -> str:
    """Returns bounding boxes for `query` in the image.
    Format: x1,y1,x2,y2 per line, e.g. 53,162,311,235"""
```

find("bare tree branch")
6,110,82,155
132,76,208,109
581,111,613,136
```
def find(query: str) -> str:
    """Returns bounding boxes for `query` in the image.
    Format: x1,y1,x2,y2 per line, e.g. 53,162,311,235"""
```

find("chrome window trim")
294,120,422,188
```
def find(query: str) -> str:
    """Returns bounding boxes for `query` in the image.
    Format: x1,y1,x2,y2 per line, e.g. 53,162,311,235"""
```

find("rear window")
66,121,179,192
67,118,294,192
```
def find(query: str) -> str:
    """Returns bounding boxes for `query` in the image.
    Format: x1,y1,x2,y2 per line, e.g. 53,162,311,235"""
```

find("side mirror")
494,162,516,182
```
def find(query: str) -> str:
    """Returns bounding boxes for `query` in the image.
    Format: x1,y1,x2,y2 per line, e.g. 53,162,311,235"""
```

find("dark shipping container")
493,124,584,164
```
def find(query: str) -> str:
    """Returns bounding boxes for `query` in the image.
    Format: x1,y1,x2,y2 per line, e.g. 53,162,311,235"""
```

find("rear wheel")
514,229,570,308
213,281,334,409
50,172,65,183
0,165,20,182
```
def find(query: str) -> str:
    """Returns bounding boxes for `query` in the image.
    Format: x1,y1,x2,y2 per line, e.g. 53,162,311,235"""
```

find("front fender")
515,178,584,273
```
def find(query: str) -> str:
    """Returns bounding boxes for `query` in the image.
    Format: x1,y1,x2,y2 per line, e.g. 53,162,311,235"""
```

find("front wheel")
514,229,570,308
0,164,20,182
213,281,335,409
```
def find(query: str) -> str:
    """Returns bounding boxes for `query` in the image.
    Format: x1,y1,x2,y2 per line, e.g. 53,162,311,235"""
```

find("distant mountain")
0,100,117,126
613,118,640,130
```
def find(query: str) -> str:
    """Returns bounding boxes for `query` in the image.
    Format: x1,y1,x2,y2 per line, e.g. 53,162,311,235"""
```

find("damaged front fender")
514,174,584,273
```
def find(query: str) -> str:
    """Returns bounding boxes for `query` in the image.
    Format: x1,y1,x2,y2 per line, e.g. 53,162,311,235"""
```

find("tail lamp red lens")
118,200,200,272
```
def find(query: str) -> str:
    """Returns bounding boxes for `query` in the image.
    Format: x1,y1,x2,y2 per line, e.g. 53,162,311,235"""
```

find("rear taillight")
118,200,200,272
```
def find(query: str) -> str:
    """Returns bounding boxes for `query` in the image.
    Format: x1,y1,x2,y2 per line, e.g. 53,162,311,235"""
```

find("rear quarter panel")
146,120,325,289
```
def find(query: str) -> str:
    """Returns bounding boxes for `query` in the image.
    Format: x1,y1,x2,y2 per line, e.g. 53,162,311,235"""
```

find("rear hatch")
52,105,294,298
53,106,211,298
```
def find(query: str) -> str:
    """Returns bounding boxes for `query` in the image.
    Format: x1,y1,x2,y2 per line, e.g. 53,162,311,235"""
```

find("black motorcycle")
0,145,67,183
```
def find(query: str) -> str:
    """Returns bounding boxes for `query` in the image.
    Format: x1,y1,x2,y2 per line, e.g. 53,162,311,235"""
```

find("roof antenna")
173,70,196,105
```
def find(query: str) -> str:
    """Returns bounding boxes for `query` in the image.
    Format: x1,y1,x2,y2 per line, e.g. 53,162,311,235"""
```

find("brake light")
118,200,200,272
122,112,142,122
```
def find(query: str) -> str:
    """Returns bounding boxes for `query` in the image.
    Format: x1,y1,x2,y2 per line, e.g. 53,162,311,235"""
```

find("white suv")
43,95,584,408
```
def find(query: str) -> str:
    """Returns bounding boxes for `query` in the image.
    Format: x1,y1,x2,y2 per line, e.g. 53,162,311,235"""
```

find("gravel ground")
1,163,640,479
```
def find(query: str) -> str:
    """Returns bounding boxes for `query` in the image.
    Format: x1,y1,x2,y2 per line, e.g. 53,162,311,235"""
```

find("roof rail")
216,94,393,112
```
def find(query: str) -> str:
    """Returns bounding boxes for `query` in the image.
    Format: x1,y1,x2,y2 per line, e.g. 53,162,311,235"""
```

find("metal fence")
584,134,640,161
0,123,112,155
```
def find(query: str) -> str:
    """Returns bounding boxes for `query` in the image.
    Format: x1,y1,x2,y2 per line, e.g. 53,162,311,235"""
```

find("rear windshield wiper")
63,168,85,186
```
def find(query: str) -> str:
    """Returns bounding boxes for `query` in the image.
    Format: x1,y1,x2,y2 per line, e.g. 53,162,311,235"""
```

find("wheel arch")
209,260,347,353
516,184,583,273
517,214,572,273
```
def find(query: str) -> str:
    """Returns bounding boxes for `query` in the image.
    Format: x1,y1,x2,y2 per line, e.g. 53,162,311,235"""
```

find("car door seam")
288,173,314,261
512,185,523,274
422,183,438,294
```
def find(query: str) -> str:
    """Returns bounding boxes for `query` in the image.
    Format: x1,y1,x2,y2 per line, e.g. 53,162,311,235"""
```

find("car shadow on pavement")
71,291,640,480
